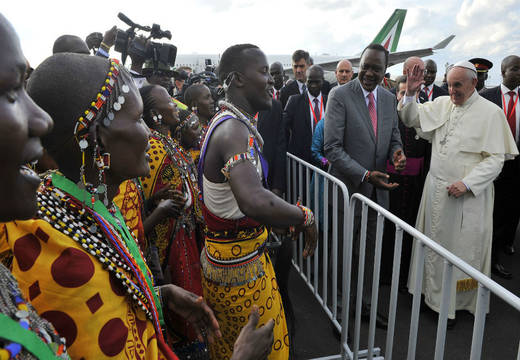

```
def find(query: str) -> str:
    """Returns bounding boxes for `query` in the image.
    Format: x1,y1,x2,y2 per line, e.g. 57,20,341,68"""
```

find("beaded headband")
73,58,132,203
74,58,130,150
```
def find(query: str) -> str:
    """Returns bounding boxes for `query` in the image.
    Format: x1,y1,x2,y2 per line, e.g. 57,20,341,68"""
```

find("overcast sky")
6,0,520,85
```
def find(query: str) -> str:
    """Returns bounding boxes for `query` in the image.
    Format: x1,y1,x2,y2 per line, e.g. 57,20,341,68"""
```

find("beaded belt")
200,242,267,286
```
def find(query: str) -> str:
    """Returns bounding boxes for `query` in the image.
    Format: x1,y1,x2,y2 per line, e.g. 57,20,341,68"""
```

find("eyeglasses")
424,69,437,75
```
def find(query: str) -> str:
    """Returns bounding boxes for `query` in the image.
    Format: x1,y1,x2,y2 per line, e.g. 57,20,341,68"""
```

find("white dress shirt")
297,80,306,94
500,84,520,141
307,92,323,134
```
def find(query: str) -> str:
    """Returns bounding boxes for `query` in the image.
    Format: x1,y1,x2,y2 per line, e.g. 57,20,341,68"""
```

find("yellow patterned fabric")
113,179,147,252
200,208,289,360
0,219,169,360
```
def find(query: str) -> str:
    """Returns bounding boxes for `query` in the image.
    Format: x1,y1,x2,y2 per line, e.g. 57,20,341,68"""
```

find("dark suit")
324,79,402,304
257,99,286,192
283,92,327,165
280,80,301,109
481,86,520,260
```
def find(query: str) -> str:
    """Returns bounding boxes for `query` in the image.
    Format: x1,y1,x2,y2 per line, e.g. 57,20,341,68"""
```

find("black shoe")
361,304,388,330
447,318,457,330
492,263,513,279
504,244,515,255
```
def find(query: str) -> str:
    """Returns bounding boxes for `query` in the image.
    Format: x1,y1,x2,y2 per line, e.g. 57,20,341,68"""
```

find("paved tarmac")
289,238,520,359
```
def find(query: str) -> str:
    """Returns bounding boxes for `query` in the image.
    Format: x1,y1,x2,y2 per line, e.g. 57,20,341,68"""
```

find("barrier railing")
285,153,520,360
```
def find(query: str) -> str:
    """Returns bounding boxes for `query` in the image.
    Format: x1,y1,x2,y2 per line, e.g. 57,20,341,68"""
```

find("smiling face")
447,66,477,106
0,15,53,221
150,85,179,128
358,49,387,92
241,48,274,113
98,81,151,184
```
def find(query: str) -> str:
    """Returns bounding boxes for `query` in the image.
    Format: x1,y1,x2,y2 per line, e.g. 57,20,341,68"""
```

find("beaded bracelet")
296,201,315,227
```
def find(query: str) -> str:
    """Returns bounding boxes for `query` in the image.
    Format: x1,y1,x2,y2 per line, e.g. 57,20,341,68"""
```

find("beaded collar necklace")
218,100,264,149
153,130,198,186
37,173,165,337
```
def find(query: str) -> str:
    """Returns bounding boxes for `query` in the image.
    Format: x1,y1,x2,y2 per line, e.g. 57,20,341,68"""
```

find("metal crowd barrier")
285,153,520,360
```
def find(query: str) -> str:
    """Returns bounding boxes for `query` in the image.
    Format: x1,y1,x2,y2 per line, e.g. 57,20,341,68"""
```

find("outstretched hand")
368,170,399,190
231,306,274,360
405,64,425,96
161,284,221,343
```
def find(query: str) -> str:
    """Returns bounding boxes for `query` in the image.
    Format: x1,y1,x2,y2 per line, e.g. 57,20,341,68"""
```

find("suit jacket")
480,86,519,178
283,92,327,165
324,79,402,209
280,80,300,109
258,99,286,191
422,84,448,101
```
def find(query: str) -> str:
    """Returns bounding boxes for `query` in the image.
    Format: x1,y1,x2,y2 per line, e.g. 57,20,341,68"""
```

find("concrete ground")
289,237,520,359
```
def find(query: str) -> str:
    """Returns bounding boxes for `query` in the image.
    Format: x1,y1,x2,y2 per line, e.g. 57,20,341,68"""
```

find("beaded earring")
192,105,198,114
73,59,130,206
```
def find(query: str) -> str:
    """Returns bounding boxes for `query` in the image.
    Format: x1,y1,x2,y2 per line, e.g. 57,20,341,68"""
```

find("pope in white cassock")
398,61,518,320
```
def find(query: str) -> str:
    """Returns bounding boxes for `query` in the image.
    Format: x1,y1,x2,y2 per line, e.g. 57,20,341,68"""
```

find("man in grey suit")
324,43,406,329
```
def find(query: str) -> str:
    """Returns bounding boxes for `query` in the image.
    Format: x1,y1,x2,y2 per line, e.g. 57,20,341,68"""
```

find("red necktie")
276,90,280,100
507,91,517,139
367,92,377,137
313,98,320,129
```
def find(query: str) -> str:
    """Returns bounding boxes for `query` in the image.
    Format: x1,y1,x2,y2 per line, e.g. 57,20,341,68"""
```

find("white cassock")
398,90,518,318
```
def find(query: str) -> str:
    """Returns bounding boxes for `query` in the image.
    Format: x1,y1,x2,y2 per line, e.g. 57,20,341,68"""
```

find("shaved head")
335,59,353,85
52,34,90,55
403,56,424,75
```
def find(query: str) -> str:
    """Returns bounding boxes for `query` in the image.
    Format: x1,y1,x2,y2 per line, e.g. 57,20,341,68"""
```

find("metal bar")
385,226,403,360
323,177,329,308
332,184,339,320
306,166,311,283
291,159,297,261
470,285,490,360
353,203,369,360
407,243,425,360
367,213,384,360
347,193,520,312
341,186,353,358
434,261,454,360
314,172,320,295
298,162,303,271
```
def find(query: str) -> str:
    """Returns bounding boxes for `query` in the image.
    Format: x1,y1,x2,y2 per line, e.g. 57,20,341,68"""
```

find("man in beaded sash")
0,14,70,359
0,52,222,359
198,44,318,360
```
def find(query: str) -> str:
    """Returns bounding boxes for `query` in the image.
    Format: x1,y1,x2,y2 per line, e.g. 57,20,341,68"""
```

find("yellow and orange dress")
141,131,203,343
198,106,289,360
0,173,177,360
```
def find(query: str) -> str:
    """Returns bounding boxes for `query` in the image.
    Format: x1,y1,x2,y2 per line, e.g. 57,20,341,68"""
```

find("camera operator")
142,59,176,93
173,69,189,99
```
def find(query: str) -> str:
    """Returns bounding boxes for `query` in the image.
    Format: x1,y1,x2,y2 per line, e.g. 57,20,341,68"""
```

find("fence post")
470,284,490,360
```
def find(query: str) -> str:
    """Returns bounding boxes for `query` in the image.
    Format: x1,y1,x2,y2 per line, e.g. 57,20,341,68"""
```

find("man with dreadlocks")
198,43,318,359
0,52,221,359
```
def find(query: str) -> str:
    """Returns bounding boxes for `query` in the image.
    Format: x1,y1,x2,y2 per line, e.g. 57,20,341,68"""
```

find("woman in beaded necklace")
0,52,221,359
0,14,70,360
139,85,205,351
176,109,203,165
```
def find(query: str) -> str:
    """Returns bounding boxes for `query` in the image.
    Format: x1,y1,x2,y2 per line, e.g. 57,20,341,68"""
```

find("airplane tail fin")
371,9,407,52
433,35,455,50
